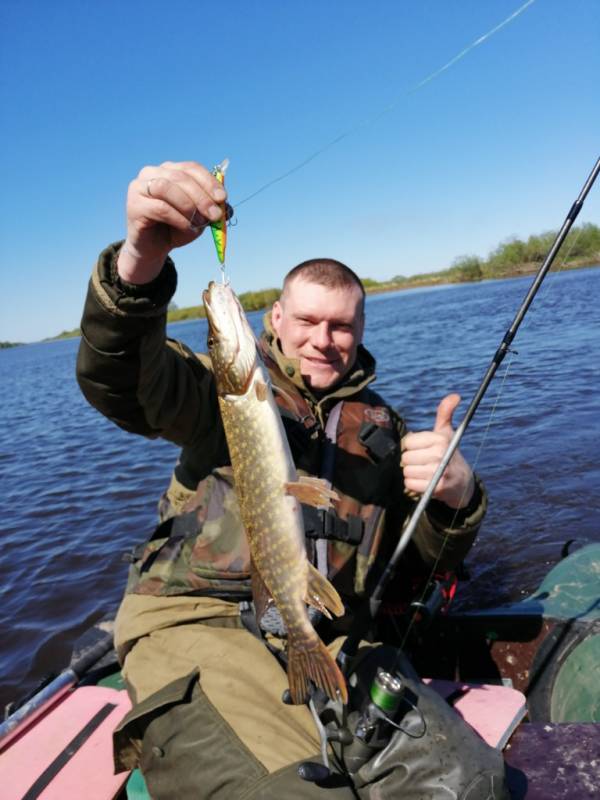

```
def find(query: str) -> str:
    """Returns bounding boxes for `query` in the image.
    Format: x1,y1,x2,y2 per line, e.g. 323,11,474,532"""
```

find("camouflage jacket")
77,242,487,609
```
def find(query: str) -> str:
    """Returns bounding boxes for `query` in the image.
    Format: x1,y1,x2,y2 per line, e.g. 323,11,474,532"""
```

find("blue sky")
1,0,598,342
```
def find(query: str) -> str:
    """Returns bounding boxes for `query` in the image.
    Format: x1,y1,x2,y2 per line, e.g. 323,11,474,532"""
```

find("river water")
1,266,599,709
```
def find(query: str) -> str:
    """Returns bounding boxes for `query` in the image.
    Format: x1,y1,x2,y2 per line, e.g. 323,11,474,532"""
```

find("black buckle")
358,422,399,463
322,510,335,537
302,505,363,545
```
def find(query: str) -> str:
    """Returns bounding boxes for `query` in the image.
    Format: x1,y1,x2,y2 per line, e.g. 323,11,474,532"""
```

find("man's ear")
271,300,283,335
357,312,365,344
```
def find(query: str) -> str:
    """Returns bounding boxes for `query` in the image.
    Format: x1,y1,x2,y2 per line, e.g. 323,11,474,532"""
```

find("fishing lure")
210,158,229,265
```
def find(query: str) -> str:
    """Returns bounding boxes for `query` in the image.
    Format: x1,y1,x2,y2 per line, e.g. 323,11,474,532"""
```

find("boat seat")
425,678,527,749
0,685,132,800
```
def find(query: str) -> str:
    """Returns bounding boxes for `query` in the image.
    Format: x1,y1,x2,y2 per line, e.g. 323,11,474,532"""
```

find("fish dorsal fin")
250,558,274,623
304,561,345,619
284,476,339,509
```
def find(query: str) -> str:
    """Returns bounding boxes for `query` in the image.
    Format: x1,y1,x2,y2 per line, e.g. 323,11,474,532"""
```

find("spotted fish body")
203,281,348,705
210,159,228,264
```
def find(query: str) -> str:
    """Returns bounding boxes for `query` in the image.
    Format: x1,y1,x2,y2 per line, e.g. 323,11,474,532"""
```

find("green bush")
449,255,483,282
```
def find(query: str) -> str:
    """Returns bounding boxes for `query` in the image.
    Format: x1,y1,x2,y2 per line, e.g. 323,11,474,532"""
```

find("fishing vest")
125,361,405,603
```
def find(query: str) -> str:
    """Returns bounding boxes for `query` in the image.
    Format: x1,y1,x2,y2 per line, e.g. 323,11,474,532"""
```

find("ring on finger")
146,179,156,198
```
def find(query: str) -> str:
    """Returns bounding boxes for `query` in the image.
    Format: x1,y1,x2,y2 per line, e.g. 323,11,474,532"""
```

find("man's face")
271,277,365,391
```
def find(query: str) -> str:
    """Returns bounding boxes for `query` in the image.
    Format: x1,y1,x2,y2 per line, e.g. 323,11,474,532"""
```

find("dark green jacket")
77,243,486,607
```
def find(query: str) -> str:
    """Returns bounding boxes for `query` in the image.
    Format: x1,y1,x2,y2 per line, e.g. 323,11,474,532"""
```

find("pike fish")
203,280,348,705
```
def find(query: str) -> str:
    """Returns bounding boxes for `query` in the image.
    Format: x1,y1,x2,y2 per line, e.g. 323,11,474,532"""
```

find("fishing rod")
338,155,600,672
0,623,115,745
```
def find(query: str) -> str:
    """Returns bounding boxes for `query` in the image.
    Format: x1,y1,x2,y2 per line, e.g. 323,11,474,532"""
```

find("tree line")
17,223,600,342
168,223,599,321
389,222,600,286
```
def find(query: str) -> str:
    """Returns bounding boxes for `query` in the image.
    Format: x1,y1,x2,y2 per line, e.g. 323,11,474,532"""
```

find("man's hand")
117,161,228,285
400,393,475,510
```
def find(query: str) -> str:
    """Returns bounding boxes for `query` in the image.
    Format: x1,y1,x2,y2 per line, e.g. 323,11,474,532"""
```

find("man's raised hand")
117,161,227,284
401,393,475,510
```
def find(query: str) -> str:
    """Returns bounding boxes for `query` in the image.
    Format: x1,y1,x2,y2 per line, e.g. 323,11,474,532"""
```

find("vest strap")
302,505,364,545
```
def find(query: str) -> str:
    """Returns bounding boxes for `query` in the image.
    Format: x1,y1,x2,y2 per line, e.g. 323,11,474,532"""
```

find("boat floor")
505,722,599,800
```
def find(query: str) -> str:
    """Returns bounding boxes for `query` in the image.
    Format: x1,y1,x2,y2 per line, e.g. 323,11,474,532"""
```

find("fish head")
203,281,258,396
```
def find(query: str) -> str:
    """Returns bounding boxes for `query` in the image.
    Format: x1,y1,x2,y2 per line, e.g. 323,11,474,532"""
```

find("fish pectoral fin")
251,559,274,623
305,562,345,619
284,476,339,509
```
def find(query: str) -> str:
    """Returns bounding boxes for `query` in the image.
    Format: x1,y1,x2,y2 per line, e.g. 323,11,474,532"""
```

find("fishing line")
394,219,589,654
394,352,516,653
232,0,536,209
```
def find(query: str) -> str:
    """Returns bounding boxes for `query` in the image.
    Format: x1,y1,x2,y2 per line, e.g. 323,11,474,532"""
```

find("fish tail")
287,635,348,706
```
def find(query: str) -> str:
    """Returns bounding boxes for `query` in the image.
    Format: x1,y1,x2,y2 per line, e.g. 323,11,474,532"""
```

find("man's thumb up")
433,393,461,439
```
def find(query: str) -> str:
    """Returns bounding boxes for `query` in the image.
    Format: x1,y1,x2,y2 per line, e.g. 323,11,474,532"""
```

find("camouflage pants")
113,594,507,800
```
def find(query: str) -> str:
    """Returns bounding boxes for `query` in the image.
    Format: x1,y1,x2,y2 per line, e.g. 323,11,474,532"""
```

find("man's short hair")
282,258,365,312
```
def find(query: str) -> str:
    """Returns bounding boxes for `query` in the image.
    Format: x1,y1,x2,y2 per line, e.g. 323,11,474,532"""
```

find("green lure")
210,159,229,264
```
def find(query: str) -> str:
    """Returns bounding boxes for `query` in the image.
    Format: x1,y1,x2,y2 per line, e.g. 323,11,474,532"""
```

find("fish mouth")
203,286,220,335
203,282,257,396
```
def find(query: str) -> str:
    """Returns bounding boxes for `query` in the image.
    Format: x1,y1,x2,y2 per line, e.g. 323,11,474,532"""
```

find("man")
77,161,507,798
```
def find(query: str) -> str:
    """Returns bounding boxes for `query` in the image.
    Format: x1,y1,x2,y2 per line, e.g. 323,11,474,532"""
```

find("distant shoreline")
5,253,600,348
363,256,600,297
